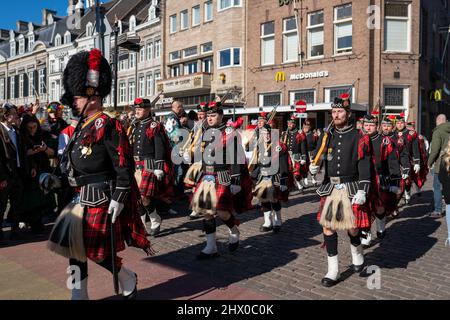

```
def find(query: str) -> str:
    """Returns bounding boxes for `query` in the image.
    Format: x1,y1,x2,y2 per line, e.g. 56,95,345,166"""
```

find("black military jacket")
371,133,401,189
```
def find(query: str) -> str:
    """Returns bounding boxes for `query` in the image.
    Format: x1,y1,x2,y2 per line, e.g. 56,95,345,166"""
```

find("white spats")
350,244,364,267
118,267,137,297
325,255,339,281
71,278,89,300
202,232,218,254
375,217,386,233
189,211,199,218
273,210,282,227
229,225,240,244
262,211,272,227
149,211,161,230
295,180,304,191
361,230,372,246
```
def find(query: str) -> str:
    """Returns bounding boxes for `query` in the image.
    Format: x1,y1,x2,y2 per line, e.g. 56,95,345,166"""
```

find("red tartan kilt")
83,204,125,264
293,162,308,179
380,190,400,215
192,175,234,213
316,196,371,230
139,164,174,201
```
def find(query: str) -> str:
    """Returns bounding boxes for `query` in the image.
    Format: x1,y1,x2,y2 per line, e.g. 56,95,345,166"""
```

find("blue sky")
0,1,73,30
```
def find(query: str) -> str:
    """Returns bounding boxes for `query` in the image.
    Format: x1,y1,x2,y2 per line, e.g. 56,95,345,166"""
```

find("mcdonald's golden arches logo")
275,71,286,82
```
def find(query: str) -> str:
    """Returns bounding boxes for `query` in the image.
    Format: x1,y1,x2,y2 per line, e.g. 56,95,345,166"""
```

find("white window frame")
218,0,242,12
55,34,62,47
28,72,34,97
334,4,353,55
192,6,201,27
218,47,241,69
202,58,213,73
140,46,145,63
18,37,25,54
258,92,282,107
64,31,71,44
129,53,136,69
289,89,316,105
183,46,198,59
180,10,189,31
38,69,45,96
0,78,4,100
384,3,411,53
201,42,213,54
10,76,15,99
204,1,213,22
146,74,154,96
184,61,198,75
119,81,126,103
129,16,136,32
383,85,409,112
261,21,275,66
170,51,181,62
59,58,64,73
128,80,135,102
307,11,324,60
139,76,145,97
324,86,355,103
283,17,299,63
170,14,177,34
28,35,34,51
10,42,16,57
51,81,56,101
19,74,24,98
147,42,153,60
155,40,161,58
171,65,181,77
86,22,93,37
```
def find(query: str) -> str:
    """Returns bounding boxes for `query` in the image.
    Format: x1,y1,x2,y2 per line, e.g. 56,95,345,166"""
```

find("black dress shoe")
228,241,239,252
321,277,339,287
377,231,386,239
259,225,273,232
272,226,281,233
353,263,364,273
196,251,219,260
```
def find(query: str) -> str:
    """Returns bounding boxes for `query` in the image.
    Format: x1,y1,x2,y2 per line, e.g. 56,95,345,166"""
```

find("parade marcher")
361,113,401,244
394,113,421,204
129,97,174,236
406,121,429,193
281,110,308,192
0,103,25,241
309,93,374,287
48,49,151,300
303,119,319,187
252,124,290,233
190,101,252,259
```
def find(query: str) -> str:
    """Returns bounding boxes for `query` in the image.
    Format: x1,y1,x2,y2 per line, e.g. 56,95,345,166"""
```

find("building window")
139,76,145,97
119,82,126,103
384,87,409,113
261,21,275,66
147,74,154,96
290,90,315,104
185,61,198,75
325,86,354,103
259,92,281,107
0,78,4,100
129,53,136,69
384,3,410,52
19,38,25,54
28,35,34,51
171,65,181,77
50,60,55,74
155,40,161,58
218,0,241,11
19,74,24,98
129,81,135,102
86,22,93,37
28,72,34,97
170,14,177,33
218,48,241,68
55,34,62,46
192,6,201,26
170,51,181,61
147,42,153,60
283,17,298,63
10,76,15,99
308,10,324,58
202,58,213,73
181,10,189,30
205,1,213,22
39,69,45,95
59,58,64,73
201,42,213,54
51,81,56,101
10,42,16,57
139,46,145,63
334,4,352,54
64,32,71,44
183,46,198,58
129,16,136,32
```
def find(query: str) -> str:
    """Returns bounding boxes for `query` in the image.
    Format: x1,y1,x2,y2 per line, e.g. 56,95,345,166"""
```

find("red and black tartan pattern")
137,161,174,200
317,196,371,229
380,190,401,215
193,173,234,213
232,168,254,214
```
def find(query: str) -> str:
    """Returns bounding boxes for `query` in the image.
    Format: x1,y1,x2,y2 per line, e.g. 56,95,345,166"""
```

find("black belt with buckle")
329,176,358,184
204,165,228,173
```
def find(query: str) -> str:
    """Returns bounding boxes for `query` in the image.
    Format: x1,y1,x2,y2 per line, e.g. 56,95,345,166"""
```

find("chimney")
75,0,85,16
68,0,76,16
0,29,10,41
42,9,57,26
16,21,29,32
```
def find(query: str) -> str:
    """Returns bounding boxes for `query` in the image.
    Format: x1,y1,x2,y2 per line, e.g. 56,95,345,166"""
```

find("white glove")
183,152,191,163
413,164,420,174
300,160,306,165
389,186,400,194
280,185,288,192
108,200,125,224
154,169,164,181
309,164,319,175
402,174,409,180
351,190,366,205
230,185,241,195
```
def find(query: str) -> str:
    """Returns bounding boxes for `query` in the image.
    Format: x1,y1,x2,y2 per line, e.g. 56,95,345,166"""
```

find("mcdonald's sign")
430,89,442,101
275,71,286,82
